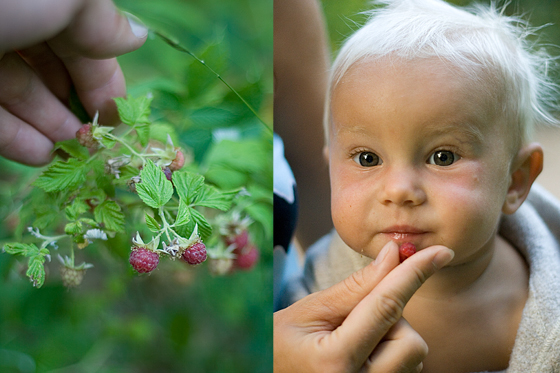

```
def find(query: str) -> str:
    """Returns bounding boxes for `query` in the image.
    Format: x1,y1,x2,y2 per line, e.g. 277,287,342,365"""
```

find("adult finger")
0,107,55,165
56,56,126,124
0,53,82,142
332,245,454,365
17,43,72,104
364,318,428,373
296,241,401,327
0,0,147,56
48,0,148,59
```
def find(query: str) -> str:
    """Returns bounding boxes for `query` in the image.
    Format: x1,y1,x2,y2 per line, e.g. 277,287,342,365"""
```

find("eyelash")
350,148,461,167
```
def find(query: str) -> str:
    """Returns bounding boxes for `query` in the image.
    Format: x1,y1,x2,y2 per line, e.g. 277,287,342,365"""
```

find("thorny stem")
154,31,272,135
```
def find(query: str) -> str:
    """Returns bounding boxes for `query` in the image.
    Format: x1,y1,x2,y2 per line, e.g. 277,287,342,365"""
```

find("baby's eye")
353,152,382,167
428,150,458,166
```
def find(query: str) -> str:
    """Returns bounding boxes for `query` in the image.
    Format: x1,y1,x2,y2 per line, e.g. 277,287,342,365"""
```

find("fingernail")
375,241,396,264
125,12,148,39
432,248,454,269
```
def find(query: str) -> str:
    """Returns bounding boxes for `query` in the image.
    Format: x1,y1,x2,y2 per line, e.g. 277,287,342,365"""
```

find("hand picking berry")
129,246,160,273
182,242,207,265
399,242,417,263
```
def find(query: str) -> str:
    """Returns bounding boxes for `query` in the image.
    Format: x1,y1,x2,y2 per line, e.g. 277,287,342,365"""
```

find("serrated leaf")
2,243,39,256
145,213,160,232
27,249,49,288
65,199,89,221
64,221,83,235
53,139,90,160
33,158,88,193
194,185,237,211
135,124,151,147
172,172,204,205
114,95,153,126
94,200,125,233
136,160,173,208
174,199,191,227
189,207,212,239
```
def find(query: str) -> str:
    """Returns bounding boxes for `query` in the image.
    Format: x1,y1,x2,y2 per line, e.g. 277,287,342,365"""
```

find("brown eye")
428,150,457,166
353,152,381,167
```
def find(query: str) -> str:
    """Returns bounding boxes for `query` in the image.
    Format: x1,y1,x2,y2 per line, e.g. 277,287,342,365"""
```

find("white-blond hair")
324,0,560,149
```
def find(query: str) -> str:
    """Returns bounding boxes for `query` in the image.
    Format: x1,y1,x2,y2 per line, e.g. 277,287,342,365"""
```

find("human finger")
48,0,148,59
55,56,126,124
331,245,453,365
0,107,56,166
17,43,72,104
0,52,83,142
296,241,400,327
363,318,428,373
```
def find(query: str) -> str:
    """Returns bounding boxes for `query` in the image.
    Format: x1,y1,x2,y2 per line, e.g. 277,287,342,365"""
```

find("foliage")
0,0,272,371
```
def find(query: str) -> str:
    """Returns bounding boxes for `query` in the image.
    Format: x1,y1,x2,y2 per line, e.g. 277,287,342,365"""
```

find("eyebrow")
423,121,485,145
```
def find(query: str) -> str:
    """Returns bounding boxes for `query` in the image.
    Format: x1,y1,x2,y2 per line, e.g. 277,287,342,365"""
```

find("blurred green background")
0,0,272,372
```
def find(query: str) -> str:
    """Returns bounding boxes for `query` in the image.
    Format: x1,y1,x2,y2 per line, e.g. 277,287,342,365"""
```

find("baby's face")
328,58,515,264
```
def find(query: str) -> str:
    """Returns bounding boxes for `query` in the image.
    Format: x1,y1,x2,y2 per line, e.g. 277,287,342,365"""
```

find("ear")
502,143,543,215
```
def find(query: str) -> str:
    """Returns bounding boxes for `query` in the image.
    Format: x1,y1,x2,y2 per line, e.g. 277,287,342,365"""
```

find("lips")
380,225,428,242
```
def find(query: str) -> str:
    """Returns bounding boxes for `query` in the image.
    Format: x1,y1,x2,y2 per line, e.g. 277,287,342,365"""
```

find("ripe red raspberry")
129,247,159,273
182,242,207,265
76,124,97,148
60,266,86,288
399,242,417,263
225,229,249,252
235,244,259,270
169,150,185,171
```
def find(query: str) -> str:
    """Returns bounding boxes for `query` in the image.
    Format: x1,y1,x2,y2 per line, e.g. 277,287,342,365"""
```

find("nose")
377,166,426,207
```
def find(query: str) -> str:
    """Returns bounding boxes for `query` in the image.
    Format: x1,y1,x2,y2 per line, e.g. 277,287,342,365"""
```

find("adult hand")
274,241,454,373
0,0,148,165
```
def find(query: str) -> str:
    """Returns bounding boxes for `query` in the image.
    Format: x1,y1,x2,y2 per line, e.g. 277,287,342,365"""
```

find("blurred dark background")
0,0,272,372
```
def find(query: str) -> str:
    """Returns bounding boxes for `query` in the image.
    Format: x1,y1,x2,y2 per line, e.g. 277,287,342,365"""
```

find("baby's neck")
412,234,522,300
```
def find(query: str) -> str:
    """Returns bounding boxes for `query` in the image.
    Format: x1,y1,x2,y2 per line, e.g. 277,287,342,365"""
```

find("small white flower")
84,229,108,241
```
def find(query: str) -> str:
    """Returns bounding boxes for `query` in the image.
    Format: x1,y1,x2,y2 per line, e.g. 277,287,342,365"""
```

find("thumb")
50,0,148,59
297,241,402,326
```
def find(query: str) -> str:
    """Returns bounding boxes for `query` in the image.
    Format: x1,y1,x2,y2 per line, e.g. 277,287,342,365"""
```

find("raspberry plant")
1,94,256,288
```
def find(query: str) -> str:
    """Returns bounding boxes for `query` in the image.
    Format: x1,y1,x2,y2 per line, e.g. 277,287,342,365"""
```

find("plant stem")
154,31,272,135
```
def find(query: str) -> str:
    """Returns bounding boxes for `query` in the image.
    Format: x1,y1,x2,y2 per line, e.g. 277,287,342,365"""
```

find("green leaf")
245,202,273,239
65,199,89,221
189,207,212,239
172,172,204,205
135,124,151,147
194,185,237,211
64,221,83,236
2,243,39,256
33,158,88,193
145,213,160,232
174,199,191,227
53,139,90,160
136,160,173,208
27,248,49,288
94,200,125,233
114,95,153,126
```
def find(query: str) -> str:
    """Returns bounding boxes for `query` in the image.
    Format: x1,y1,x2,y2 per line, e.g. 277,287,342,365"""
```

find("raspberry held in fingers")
399,242,417,263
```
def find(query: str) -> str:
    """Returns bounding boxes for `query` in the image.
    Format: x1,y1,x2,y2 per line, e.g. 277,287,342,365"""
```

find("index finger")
331,245,454,363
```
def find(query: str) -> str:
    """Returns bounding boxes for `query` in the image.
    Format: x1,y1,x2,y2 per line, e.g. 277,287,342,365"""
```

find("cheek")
429,164,508,247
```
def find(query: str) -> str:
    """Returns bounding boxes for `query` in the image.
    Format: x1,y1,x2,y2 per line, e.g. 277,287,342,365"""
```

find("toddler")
279,0,560,372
